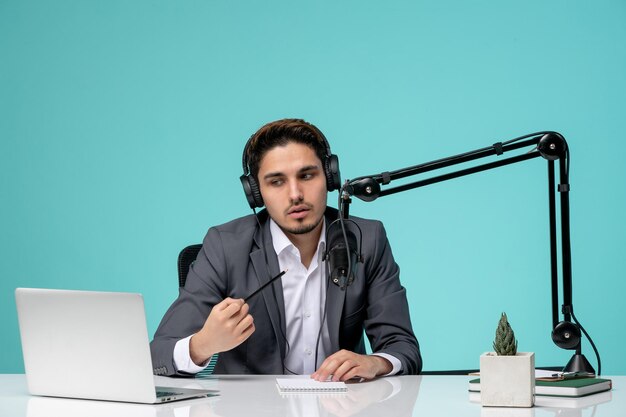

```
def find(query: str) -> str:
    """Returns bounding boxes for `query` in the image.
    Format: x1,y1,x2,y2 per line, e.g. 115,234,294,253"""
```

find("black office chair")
177,244,202,288
177,243,217,377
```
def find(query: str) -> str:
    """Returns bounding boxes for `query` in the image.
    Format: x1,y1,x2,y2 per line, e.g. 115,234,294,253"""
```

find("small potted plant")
480,312,535,407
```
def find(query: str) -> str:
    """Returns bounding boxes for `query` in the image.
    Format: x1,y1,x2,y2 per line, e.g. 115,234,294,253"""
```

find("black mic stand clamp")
340,185,354,219
552,306,596,374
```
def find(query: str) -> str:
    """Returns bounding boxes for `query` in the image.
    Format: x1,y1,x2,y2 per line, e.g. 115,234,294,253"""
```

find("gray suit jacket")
150,208,421,376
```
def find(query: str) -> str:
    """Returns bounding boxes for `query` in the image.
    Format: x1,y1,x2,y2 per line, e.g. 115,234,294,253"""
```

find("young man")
150,119,421,380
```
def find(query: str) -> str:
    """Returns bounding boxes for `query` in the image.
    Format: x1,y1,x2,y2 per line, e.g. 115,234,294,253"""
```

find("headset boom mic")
326,225,358,289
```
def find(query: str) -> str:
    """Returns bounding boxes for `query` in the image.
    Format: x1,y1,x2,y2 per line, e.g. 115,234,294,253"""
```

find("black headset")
239,124,341,209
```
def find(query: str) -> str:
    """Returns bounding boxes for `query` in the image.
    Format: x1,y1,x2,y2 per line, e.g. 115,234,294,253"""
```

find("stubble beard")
281,212,324,236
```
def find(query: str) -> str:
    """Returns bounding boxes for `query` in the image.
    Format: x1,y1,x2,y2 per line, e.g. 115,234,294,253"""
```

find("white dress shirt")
270,218,331,374
174,218,401,375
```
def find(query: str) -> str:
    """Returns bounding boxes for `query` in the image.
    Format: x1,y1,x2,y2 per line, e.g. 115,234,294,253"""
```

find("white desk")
0,374,622,417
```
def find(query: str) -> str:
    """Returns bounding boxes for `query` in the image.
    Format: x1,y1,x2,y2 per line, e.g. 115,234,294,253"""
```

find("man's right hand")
189,297,255,366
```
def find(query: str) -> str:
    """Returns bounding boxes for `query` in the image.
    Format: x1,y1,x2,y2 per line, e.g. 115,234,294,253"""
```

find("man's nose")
288,180,304,202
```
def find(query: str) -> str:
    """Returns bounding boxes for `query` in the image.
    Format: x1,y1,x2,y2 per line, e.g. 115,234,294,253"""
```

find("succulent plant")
493,312,518,355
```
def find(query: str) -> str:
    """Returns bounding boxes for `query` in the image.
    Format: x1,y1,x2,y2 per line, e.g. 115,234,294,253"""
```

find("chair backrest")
177,244,202,288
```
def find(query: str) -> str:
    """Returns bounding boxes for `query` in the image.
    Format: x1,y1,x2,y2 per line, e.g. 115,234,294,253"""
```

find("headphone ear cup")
325,154,341,192
248,175,264,208
240,174,264,209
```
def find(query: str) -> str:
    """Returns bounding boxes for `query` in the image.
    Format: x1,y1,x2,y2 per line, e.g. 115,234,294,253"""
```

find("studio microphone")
325,222,359,290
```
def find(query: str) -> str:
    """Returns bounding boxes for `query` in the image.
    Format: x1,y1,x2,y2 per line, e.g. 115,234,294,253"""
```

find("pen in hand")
244,270,287,303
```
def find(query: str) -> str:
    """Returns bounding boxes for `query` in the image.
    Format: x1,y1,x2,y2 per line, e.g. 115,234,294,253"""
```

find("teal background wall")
2,1,625,374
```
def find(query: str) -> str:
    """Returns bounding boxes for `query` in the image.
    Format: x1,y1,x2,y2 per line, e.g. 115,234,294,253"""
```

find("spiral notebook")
276,378,347,393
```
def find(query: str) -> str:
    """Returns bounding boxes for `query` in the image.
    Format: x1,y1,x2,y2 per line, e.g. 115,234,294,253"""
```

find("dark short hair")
245,118,328,179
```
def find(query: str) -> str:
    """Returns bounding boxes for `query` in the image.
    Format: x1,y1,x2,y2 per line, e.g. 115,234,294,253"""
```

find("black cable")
560,150,600,376
312,189,358,373
571,310,601,376
314,260,332,371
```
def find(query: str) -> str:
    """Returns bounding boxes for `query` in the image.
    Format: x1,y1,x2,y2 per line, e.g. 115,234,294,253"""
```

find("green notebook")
468,377,612,397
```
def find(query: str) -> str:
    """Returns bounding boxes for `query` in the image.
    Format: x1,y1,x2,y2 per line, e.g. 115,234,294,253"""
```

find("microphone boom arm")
340,131,598,374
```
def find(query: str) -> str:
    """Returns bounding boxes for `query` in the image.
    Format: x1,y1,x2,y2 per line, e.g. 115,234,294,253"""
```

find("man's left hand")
311,350,392,382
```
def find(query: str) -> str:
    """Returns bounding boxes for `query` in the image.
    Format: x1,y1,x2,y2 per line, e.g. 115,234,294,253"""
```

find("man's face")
257,142,327,240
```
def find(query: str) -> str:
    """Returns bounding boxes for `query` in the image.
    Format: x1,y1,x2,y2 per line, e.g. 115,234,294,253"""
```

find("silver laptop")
15,288,217,404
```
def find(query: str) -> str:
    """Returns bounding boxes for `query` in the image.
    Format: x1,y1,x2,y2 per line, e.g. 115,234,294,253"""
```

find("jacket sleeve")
150,227,228,376
363,220,422,375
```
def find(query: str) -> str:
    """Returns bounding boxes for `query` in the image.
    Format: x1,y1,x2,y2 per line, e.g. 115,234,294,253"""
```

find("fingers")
312,350,357,382
213,299,250,327
312,351,382,382
217,299,251,332
234,309,255,338
236,320,255,344
332,359,360,382
215,297,245,315
218,300,254,349
194,298,255,360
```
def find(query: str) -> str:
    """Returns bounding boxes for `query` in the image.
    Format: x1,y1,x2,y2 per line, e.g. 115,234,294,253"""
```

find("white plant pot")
480,351,535,407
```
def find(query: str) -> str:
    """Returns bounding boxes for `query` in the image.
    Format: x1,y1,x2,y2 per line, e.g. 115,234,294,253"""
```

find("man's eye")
301,173,314,180
270,179,284,186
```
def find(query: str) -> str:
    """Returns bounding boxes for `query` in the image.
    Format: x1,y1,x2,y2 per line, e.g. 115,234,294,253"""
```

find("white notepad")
276,378,347,392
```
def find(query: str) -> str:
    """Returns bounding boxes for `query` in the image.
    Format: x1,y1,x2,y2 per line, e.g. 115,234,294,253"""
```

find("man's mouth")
287,205,311,218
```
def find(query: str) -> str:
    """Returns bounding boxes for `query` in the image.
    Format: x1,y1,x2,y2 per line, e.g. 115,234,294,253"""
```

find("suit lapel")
250,216,287,360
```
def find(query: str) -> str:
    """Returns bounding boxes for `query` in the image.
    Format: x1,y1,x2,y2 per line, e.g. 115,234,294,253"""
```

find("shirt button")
305,348,312,355
305,311,311,318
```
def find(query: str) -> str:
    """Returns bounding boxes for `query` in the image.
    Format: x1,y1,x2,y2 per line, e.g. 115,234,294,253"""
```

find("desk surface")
0,374,623,417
